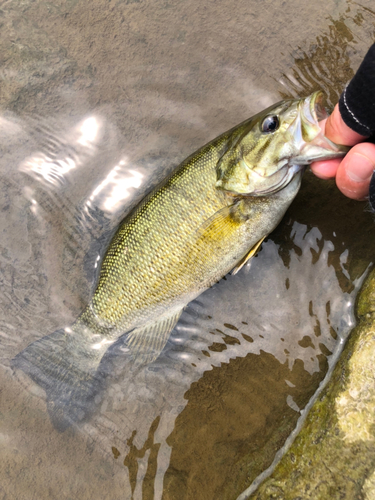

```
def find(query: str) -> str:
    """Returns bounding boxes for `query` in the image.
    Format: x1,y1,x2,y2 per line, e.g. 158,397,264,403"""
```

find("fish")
12,91,348,431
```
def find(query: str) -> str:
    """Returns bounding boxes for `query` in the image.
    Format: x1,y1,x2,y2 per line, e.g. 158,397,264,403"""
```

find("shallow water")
1,1,375,499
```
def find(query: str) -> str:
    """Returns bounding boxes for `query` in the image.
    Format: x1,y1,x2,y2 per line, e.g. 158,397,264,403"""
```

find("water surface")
1,1,375,499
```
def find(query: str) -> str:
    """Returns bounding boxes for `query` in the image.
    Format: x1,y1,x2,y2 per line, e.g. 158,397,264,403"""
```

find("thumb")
324,104,368,146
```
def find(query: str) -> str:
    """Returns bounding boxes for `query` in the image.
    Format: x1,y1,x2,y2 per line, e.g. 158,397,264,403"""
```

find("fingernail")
347,153,375,182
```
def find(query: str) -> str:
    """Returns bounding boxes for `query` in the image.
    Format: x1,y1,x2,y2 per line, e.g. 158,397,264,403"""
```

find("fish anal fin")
232,236,266,275
126,309,183,365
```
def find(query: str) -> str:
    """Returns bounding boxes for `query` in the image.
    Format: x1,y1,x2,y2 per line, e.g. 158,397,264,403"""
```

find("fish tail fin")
11,327,104,432
12,308,183,429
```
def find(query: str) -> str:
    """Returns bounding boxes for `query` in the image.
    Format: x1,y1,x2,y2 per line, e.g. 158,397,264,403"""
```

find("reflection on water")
279,6,375,108
1,0,375,499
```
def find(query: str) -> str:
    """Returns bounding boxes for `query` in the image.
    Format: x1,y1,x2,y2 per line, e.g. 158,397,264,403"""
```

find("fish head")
216,91,349,195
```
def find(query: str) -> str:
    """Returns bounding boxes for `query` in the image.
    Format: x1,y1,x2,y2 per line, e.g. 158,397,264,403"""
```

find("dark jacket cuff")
338,44,375,137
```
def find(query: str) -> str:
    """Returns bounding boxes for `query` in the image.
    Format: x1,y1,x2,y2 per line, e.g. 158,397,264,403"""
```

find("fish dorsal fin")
231,236,266,275
126,309,183,366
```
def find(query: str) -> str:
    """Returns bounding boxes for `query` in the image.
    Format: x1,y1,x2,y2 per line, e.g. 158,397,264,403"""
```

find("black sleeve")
370,173,375,210
338,43,375,137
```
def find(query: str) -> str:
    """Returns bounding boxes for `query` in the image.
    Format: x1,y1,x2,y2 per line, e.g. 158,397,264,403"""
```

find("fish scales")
91,138,229,326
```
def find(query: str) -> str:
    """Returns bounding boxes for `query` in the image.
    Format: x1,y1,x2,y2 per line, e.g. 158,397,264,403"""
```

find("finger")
311,105,370,181
324,104,368,146
335,143,375,200
310,158,341,179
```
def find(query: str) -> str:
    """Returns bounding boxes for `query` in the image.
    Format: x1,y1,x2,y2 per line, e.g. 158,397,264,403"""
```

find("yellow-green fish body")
79,126,301,353
13,92,348,430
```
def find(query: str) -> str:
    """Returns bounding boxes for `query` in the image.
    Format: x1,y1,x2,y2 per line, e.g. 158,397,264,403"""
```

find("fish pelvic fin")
231,236,266,275
11,327,105,432
126,309,183,366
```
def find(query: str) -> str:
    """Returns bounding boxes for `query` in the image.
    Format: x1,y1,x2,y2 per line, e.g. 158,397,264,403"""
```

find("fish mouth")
292,91,349,165
303,90,329,125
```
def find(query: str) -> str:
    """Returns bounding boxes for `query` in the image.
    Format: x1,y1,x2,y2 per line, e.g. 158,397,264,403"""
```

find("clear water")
1,1,375,499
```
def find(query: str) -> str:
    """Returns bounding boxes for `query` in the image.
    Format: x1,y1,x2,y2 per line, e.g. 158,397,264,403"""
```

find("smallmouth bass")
12,91,348,430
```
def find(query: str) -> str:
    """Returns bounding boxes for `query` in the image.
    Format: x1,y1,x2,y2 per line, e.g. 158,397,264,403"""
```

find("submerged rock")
248,267,375,499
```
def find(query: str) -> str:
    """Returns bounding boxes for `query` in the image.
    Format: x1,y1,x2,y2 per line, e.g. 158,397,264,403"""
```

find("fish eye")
261,115,279,133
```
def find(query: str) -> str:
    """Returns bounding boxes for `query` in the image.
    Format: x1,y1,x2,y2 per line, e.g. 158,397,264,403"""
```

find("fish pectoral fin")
196,205,232,235
126,309,183,366
195,204,242,244
196,198,258,243
231,236,266,275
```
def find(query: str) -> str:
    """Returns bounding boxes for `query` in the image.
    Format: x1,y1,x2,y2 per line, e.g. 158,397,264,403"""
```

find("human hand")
310,103,375,200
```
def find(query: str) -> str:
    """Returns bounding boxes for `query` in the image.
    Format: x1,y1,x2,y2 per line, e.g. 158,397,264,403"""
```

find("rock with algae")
249,266,375,500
